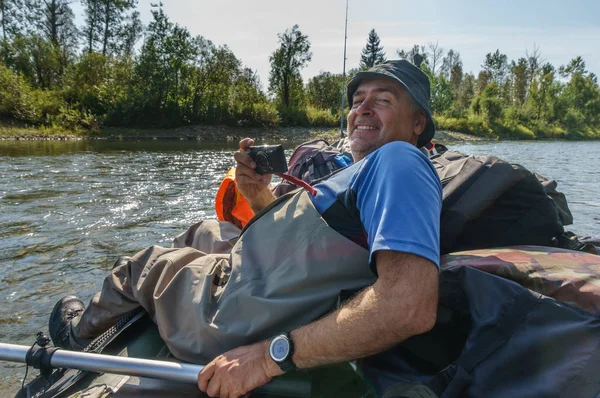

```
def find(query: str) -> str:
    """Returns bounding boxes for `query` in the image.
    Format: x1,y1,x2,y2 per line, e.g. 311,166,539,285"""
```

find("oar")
1,342,201,383
0,343,311,396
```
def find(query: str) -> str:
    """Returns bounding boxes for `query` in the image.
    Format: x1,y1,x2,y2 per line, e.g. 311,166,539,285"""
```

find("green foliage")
529,121,566,139
509,57,528,106
494,121,535,140
61,52,110,115
276,104,308,126
478,83,504,125
0,62,38,121
435,115,492,138
0,62,97,129
359,29,386,70
306,71,343,114
268,25,311,109
2,2,600,140
482,49,508,85
1,0,23,61
526,63,558,122
82,0,138,56
306,105,338,127
427,72,453,115
9,34,62,88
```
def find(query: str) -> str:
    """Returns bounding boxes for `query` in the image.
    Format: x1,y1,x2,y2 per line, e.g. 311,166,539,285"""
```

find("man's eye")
352,100,363,107
377,98,391,104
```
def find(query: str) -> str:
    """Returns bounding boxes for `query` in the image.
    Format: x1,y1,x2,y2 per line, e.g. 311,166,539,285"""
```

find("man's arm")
234,138,277,214
286,250,438,367
198,250,438,397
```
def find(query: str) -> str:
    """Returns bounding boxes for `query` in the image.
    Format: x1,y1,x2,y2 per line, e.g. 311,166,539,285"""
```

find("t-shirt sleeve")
352,141,442,267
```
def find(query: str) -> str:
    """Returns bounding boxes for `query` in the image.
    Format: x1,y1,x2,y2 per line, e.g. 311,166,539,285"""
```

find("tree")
122,3,198,125
82,0,138,56
449,62,463,101
474,70,492,96
268,24,312,108
525,45,543,91
454,72,475,115
99,0,137,56
81,0,100,53
559,56,587,78
479,82,504,124
425,41,444,75
28,0,78,79
440,49,461,80
10,34,60,88
510,57,528,105
117,10,142,57
482,49,508,85
306,71,343,113
396,44,426,65
35,0,74,46
527,62,557,121
558,57,600,130
359,29,385,70
0,0,23,62
428,73,453,115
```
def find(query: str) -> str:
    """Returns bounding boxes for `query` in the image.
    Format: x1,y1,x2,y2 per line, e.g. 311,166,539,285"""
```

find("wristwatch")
269,332,296,372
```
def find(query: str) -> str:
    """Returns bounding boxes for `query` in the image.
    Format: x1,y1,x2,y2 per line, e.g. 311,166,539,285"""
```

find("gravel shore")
0,124,487,143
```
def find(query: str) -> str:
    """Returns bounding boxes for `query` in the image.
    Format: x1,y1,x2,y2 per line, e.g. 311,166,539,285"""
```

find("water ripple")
1,140,599,395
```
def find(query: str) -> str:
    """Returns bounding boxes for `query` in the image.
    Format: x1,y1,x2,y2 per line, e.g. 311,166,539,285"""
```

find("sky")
72,0,600,90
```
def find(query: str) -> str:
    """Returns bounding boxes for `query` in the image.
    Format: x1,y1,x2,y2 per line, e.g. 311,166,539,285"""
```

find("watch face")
270,336,290,362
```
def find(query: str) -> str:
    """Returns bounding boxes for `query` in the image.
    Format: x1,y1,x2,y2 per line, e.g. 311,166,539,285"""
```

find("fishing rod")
339,0,349,138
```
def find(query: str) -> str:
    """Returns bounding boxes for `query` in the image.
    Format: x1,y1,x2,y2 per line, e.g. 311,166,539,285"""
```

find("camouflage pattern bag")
441,246,600,315
369,255,600,397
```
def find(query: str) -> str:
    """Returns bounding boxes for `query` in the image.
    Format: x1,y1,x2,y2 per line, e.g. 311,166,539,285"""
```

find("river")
1,139,599,394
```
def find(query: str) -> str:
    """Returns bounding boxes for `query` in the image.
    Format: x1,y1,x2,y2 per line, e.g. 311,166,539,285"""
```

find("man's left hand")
198,341,284,398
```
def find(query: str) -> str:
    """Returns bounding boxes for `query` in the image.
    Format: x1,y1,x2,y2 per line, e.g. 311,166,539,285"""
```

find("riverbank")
0,121,487,143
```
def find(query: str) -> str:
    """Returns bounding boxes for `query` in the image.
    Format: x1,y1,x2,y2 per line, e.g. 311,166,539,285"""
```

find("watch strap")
271,332,296,372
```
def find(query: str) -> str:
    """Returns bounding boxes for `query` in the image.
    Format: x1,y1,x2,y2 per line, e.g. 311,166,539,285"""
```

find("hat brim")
347,71,435,148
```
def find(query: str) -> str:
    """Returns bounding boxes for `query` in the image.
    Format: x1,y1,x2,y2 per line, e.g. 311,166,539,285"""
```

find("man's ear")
413,112,427,136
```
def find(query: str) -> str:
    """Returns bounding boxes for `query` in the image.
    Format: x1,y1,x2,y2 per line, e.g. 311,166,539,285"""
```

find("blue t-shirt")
309,141,442,268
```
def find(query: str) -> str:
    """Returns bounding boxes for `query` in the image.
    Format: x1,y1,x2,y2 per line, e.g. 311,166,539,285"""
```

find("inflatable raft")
11,245,600,397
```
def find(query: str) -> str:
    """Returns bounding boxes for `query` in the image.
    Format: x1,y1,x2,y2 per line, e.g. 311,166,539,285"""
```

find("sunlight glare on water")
0,139,599,394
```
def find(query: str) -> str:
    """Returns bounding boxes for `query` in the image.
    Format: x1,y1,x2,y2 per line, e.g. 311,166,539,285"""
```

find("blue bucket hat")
346,60,435,148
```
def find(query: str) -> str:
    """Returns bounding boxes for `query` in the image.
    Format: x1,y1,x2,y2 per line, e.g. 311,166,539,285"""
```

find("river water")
1,139,599,393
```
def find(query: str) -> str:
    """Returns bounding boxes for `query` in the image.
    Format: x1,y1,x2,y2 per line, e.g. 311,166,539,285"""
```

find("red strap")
276,173,317,196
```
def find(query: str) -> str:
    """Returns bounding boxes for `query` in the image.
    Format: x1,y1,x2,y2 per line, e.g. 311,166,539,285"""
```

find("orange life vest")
215,168,254,229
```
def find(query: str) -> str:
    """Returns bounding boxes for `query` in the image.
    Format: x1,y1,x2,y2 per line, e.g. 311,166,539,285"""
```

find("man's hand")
234,138,276,213
198,341,283,398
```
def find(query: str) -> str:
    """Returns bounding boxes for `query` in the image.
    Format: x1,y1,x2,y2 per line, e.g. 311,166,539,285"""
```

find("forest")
1,1,599,139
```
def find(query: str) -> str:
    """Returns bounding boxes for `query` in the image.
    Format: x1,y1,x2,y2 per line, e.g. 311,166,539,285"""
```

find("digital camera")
246,145,288,175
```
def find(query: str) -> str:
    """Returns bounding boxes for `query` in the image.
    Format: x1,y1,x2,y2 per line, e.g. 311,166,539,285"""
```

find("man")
49,60,441,397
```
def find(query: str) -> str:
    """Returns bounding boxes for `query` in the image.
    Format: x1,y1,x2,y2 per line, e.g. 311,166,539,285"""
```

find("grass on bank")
435,115,600,141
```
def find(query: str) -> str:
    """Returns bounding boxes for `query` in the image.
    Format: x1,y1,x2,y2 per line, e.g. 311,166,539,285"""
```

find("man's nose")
355,99,374,115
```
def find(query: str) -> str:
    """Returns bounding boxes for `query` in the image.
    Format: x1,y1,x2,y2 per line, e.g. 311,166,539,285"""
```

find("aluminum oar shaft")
0,343,203,384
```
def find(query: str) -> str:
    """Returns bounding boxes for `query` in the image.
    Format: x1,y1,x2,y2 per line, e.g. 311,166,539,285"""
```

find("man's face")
348,77,426,161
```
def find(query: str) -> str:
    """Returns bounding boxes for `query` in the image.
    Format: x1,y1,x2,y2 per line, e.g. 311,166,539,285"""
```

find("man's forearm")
290,252,438,369
248,188,277,214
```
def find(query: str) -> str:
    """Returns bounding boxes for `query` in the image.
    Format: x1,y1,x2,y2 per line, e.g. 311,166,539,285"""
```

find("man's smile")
354,125,378,131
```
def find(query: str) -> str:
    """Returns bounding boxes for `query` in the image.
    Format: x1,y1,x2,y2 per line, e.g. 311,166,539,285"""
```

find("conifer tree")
1,0,23,62
82,0,138,56
359,29,386,70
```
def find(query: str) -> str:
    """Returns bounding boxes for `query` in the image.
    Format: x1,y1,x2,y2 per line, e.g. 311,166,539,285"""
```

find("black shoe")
48,295,85,349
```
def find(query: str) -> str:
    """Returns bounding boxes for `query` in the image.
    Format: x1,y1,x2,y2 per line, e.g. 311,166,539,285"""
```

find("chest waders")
73,190,376,364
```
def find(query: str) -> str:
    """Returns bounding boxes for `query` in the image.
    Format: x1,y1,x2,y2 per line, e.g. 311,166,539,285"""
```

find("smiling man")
49,60,442,398
198,60,442,396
